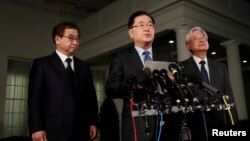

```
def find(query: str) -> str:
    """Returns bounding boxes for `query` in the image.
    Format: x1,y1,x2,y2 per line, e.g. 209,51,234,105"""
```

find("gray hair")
185,26,208,45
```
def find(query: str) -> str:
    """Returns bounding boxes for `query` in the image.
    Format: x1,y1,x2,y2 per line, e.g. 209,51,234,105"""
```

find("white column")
174,25,192,61
221,40,248,120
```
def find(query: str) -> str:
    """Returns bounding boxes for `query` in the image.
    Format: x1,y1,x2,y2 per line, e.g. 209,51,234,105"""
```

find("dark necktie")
199,60,209,83
65,58,75,85
143,51,152,62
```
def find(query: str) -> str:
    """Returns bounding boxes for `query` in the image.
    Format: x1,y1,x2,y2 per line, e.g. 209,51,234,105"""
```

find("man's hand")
90,125,98,140
32,131,47,141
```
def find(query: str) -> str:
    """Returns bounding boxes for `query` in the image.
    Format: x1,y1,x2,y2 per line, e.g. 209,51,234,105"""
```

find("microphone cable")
222,95,235,125
157,104,164,141
130,98,138,141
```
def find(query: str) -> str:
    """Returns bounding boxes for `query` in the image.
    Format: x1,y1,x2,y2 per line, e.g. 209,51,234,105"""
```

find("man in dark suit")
181,26,239,141
105,11,179,141
28,22,99,141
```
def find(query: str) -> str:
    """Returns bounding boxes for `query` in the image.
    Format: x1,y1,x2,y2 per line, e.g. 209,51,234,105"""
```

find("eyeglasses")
191,37,207,42
60,35,81,43
130,23,154,29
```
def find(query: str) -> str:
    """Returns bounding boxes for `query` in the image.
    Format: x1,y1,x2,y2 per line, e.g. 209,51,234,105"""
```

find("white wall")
76,0,250,60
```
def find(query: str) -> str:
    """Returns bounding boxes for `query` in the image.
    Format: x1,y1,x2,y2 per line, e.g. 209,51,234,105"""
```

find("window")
3,58,31,137
91,66,108,111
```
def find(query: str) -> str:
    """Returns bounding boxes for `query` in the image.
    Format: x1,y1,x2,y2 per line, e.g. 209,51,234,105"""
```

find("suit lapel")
50,52,74,88
207,59,216,85
73,57,81,90
128,48,144,71
189,57,200,74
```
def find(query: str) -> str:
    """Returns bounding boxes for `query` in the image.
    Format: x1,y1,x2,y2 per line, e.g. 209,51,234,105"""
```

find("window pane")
4,100,13,113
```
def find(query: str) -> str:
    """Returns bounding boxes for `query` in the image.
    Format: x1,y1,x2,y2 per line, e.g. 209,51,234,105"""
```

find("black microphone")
168,63,184,84
159,69,182,101
171,65,199,101
188,74,221,99
165,65,187,102
143,67,152,78
168,63,179,77
159,69,174,87
142,67,156,108
127,74,137,98
152,69,167,94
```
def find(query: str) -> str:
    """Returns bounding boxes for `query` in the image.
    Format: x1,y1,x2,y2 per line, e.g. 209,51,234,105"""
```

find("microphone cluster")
127,62,235,115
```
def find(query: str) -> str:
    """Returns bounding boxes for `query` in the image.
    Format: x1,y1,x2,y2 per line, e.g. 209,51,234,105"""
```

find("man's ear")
128,29,133,39
187,44,191,50
55,35,60,44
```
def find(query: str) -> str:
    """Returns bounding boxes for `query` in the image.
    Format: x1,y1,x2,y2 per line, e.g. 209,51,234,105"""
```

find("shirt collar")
134,46,152,56
56,50,73,63
192,55,207,66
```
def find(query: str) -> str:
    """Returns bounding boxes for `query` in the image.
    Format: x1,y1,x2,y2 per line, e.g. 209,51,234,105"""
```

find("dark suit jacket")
105,47,175,141
28,52,98,141
181,57,239,140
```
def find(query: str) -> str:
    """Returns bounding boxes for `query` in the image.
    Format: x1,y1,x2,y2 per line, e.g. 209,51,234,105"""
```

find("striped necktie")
143,51,152,62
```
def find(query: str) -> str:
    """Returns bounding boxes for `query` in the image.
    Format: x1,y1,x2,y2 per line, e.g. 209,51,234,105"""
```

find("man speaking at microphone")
181,26,239,141
105,11,178,141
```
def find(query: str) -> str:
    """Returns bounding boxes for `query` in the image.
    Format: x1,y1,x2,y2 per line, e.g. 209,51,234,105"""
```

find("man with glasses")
105,11,179,141
28,22,99,141
181,26,239,140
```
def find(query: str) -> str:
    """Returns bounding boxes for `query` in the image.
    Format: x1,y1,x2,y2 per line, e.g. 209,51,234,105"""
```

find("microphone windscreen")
143,67,151,77
152,69,160,77
160,69,168,75
168,63,178,74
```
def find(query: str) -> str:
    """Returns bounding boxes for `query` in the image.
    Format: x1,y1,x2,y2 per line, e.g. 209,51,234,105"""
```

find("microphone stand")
178,103,192,141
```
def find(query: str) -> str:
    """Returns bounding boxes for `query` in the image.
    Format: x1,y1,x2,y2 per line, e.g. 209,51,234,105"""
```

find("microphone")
168,64,191,103
137,68,155,107
152,69,167,94
127,74,138,99
169,64,198,99
168,63,179,78
159,69,171,83
159,68,178,96
188,74,221,100
168,63,186,85
143,67,152,78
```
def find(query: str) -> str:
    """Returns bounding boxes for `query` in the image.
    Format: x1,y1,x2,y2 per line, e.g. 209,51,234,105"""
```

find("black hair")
127,11,155,29
52,22,81,44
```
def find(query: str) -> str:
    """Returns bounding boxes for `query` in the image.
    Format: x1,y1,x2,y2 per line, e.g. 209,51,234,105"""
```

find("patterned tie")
65,58,75,85
199,60,209,83
143,51,152,62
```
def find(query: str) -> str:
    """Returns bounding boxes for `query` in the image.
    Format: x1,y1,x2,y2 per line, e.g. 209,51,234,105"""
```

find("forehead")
64,28,79,35
191,30,204,36
134,15,152,23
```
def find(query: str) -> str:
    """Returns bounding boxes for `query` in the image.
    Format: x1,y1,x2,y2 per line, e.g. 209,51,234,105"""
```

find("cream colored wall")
76,0,250,60
0,0,250,138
